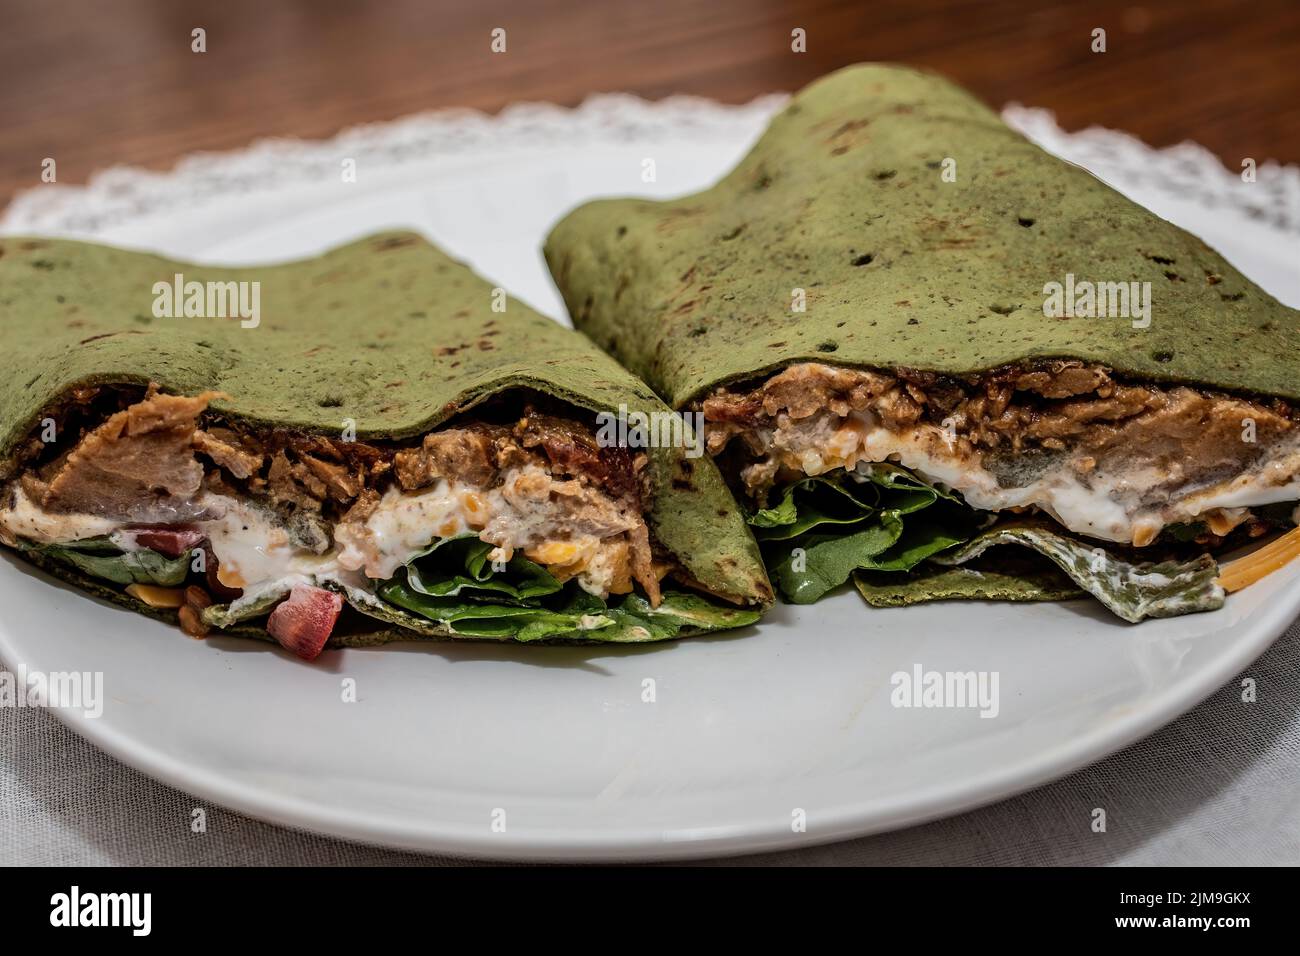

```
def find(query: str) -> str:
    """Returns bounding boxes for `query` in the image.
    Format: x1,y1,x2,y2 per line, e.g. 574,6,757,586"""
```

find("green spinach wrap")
0,232,770,659
544,63,1300,621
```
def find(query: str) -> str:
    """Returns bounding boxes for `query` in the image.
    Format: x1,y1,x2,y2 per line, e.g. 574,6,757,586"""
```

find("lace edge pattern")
3,95,1297,235
0,94,789,234
1003,105,1300,235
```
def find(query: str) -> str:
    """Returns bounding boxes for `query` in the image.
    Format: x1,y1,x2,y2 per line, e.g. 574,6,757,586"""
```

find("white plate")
2,100,1298,860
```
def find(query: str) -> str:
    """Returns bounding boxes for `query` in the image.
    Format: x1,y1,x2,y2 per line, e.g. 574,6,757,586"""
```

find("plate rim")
6,572,1296,861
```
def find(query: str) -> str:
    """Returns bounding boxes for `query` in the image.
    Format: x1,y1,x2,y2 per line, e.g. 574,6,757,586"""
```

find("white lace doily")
1003,105,1300,234
4,95,1298,239
0,95,788,235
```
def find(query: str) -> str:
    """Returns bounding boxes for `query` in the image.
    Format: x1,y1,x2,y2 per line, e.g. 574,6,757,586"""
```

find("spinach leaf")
378,577,759,643
931,523,1225,622
854,561,1085,607
747,461,1225,621
203,588,288,628
36,537,191,587
749,465,977,603
370,532,760,642
403,533,563,602
749,474,880,535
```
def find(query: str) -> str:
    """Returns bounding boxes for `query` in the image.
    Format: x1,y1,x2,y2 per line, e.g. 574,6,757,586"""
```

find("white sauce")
0,487,120,542
773,411,1300,545
2,466,639,603
554,535,625,597
200,494,344,608
335,479,479,580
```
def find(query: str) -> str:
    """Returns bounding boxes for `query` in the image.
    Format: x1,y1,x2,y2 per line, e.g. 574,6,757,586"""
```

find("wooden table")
3,0,1297,211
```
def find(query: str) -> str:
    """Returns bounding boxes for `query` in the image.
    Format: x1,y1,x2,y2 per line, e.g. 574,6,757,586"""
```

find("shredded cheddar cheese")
526,540,583,566
125,584,186,608
463,491,487,522
1216,525,1300,593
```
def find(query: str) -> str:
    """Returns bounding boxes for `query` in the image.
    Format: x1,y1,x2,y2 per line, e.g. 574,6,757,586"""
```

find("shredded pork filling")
0,386,665,613
699,362,1300,545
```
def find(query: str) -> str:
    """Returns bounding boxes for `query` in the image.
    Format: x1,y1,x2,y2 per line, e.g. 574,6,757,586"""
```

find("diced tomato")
124,525,206,558
266,584,343,661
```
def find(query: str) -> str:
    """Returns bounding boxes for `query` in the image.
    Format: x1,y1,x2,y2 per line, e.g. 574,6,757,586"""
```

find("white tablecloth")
4,616,1296,866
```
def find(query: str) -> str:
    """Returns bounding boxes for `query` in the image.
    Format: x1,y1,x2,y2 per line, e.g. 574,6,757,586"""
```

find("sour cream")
772,410,1300,545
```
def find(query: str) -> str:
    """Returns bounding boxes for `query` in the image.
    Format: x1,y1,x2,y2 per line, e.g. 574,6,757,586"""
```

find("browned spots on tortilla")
827,118,870,139
918,215,984,250
374,235,419,251
654,206,705,234
79,330,145,346
311,268,348,287
825,117,872,154
664,265,699,306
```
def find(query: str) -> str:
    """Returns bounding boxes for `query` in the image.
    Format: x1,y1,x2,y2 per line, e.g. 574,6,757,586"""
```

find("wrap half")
0,232,771,659
544,64,1300,621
